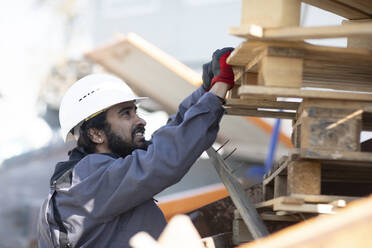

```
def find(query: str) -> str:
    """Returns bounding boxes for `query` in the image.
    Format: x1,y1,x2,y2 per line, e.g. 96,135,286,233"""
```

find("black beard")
104,124,148,158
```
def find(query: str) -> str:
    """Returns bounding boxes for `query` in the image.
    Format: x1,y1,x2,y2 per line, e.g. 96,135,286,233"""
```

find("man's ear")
87,128,105,144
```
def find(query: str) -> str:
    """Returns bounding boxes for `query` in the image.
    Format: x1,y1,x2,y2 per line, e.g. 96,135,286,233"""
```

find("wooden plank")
229,22,372,40
225,108,296,119
206,148,269,239
299,98,372,112
273,202,338,214
256,197,283,208
225,98,300,110
256,195,358,208
294,148,372,164
301,0,371,19
241,196,372,248
343,19,372,50
241,0,301,28
337,0,372,15
290,194,358,204
287,160,321,195
257,195,355,214
260,213,301,222
238,85,372,101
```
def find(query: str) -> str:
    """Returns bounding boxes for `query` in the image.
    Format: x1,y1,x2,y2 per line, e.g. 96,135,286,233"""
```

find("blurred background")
0,0,351,247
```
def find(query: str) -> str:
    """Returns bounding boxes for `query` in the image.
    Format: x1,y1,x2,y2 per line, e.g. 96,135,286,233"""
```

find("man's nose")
136,114,146,126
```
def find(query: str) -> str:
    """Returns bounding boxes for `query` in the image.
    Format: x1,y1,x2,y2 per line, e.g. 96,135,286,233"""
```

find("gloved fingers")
202,61,213,90
212,47,234,62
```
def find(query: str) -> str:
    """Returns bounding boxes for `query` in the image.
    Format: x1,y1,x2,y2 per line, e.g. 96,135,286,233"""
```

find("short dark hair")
77,111,107,154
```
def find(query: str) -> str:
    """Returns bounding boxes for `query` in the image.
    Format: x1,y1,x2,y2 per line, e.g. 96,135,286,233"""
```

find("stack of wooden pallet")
227,0,372,222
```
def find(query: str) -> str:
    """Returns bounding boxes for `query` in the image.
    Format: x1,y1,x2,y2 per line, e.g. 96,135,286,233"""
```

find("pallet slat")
256,195,358,214
226,108,296,119
293,148,372,164
301,0,372,19
225,98,300,110
238,85,372,101
229,22,372,40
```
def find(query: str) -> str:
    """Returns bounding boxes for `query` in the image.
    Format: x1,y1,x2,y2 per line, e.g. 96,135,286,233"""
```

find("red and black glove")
202,47,234,91
211,47,234,89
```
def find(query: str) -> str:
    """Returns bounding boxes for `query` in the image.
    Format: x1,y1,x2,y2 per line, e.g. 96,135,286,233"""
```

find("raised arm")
59,47,235,220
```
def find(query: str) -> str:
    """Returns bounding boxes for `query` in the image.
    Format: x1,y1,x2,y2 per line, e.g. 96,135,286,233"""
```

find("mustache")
131,125,146,138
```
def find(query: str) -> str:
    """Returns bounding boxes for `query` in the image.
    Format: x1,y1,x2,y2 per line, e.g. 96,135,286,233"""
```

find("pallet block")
258,55,303,88
241,0,301,28
294,99,366,152
287,160,321,195
263,157,321,198
294,114,362,152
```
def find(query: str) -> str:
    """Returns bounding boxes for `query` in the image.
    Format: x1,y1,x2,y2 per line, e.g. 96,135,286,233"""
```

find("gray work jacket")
37,87,225,247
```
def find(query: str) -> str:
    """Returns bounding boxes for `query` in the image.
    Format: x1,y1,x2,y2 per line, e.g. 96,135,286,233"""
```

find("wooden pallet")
228,40,372,90
262,149,372,202
258,150,368,215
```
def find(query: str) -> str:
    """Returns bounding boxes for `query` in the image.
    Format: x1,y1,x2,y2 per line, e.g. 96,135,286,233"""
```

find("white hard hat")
59,74,147,142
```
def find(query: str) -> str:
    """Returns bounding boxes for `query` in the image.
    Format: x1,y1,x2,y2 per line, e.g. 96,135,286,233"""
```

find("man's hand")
211,47,234,89
202,47,234,91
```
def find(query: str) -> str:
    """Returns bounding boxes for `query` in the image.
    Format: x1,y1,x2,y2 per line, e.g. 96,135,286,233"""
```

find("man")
38,48,234,247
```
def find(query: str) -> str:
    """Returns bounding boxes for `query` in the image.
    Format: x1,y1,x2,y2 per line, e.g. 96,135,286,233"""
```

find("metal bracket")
207,147,269,239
